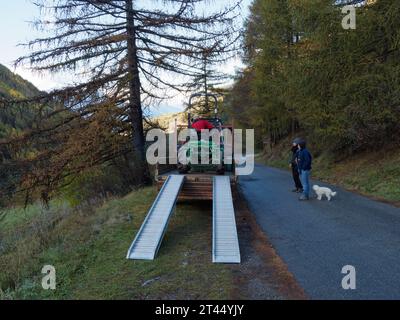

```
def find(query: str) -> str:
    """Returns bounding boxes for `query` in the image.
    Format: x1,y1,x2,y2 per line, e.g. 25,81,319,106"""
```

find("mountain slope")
258,135,400,205
0,64,41,133
0,64,40,100
0,64,42,204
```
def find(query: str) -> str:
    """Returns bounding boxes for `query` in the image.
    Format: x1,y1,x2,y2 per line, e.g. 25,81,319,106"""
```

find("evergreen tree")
0,0,241,202
227,0,400,153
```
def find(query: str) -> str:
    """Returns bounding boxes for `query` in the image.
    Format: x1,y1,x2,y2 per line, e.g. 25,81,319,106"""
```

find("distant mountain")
0,63,41,100
154,111,187,132
0,63,42,134
0,64,43,202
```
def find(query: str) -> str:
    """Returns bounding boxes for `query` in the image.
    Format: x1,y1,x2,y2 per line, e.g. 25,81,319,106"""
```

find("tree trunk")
125,0,150,185
203,54,209,114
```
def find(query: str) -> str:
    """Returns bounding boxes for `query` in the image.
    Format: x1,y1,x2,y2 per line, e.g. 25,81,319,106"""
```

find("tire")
216,165,225,175
178,165,190,174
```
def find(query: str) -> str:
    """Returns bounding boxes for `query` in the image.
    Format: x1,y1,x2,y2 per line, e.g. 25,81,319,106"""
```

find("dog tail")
332,192,337,197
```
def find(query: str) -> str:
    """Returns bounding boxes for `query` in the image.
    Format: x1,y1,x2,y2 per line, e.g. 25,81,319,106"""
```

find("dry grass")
258,137,400,204
0,187,234,300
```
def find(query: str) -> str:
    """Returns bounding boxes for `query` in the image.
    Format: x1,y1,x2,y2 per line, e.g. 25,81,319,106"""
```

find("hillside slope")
0,186,305,300
0,64,43,205
0,64,40,100
259,136,400,205
0,188,233,299
0,64,41,133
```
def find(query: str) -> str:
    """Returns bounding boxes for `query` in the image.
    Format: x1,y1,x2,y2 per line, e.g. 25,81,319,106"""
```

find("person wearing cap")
191,118,214,132
296,139,312,201
191,118,215,140
290,139,303,193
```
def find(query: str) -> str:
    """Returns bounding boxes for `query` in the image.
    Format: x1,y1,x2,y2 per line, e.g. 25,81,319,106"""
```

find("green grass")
312,151,400,203
0,187,233,300
259,137,400,204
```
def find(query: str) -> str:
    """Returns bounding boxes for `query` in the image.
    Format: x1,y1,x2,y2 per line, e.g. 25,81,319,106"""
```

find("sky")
0,0,253,114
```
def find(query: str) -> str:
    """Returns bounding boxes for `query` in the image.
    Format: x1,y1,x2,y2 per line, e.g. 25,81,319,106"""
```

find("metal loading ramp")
212,176,241,263
126,175,185,260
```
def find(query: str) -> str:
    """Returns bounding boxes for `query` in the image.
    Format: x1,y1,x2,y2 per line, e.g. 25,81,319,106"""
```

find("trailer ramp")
212,176,241,263
127,175,185,260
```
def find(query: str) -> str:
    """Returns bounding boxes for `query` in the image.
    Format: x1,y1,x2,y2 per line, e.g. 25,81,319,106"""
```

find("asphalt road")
239,164,400,299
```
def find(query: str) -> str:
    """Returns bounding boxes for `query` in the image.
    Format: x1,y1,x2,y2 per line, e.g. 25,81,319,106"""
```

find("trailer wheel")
217,165,225,175
178,165,190,174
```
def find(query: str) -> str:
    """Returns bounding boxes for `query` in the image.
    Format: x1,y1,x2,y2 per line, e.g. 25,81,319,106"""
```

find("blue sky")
0,0,252,114
0,1,39,65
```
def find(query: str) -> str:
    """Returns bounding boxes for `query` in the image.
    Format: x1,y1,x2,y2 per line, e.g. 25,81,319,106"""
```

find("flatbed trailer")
127,173,241,263
156,170,237,201
126,92,240,263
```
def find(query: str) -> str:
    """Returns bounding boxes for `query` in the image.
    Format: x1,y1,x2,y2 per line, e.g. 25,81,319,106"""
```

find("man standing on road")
297,139,312,201
290,139,303,193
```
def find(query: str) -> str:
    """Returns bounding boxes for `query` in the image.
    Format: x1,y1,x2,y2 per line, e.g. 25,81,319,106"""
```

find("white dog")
313,185,337,201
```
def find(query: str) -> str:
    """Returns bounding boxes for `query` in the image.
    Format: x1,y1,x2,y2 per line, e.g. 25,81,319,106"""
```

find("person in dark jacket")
191,119,214,132
191,118,215,140
296,139,312,201
290,139,303,193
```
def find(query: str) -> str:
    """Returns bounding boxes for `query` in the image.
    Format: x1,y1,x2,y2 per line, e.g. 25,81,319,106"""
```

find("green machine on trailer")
177,92,233,175
126,92,241,264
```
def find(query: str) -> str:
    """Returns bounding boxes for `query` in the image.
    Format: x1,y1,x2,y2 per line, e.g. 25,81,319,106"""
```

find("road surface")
239,164,400,299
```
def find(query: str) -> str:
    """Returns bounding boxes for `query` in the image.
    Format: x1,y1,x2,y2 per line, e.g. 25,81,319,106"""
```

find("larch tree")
243,0,299,144
226,0,400,153
0,0,242,203
188,47,231,117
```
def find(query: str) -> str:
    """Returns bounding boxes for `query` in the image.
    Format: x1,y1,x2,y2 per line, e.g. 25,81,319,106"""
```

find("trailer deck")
127,172,240,263
156,170,237,201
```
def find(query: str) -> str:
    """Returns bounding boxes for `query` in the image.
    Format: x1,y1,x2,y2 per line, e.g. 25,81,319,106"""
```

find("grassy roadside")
0,187,232,299
257,136,400,205
1,184,308,300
